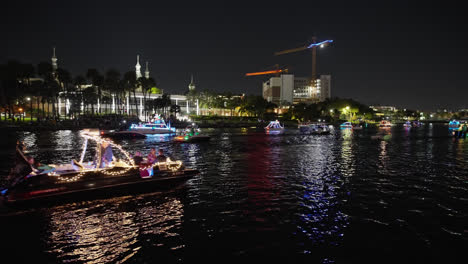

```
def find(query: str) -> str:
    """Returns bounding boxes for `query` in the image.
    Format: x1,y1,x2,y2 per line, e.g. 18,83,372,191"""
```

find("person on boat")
147,148,157,164
156,148,168,163
133,151,143,165
100,141,114,168
26,156,54,174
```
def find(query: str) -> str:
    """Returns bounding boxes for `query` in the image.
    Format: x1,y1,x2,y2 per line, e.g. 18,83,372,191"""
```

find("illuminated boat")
412,120,422,127
379,120,392,128
449,120,460,131
265,120,284,134
0,129,199,205
298,122,312,133
340,122,353,129
173,124,210,142
127,115,176,134
308,123,331,135
403,121,412,128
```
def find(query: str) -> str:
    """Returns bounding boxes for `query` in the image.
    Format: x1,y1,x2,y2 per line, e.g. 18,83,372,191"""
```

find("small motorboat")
449,120,460,131
379,120,392,128
265,120,284,134
0,129,199,206
173,124,210,143
298,122,313,134
309,123,331,135
412,120,422,127
340,122,353,129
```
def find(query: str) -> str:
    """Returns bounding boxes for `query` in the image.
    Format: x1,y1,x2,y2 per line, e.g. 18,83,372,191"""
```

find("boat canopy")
265,120,284,129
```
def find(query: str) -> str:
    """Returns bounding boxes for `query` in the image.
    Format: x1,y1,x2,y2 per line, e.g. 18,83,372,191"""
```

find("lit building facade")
262,74,294,105
263,74,331,105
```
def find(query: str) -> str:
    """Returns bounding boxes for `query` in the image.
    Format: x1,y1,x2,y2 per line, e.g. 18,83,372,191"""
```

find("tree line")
0,60,162,121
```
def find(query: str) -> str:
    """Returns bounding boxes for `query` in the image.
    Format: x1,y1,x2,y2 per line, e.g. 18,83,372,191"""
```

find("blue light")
307,40,333,48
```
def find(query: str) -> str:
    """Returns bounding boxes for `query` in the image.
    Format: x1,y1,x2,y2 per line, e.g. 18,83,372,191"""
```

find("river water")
0,124,466,263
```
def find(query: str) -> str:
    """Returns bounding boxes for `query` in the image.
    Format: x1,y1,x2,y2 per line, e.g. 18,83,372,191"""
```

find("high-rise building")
262,74,294,105
262,74,331,105
293,75,331,103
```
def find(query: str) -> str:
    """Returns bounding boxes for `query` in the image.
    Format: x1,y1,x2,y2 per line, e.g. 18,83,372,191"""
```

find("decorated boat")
449,120,460,131
340,122,353,129
173,123,210,143
403,121,412,128
127,115,176,134
412,120,422,127
379,120,392,128
0,129,198,205
265,120,284,134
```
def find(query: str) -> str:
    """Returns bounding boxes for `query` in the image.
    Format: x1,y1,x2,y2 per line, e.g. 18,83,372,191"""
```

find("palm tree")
73,75,87,115
104,69,121,114
139,77,156,120
56,68,72,118
86,68,103,115
123,71,138,116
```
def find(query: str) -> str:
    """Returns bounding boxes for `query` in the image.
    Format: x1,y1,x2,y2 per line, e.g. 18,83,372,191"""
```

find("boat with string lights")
0,129,199,206
378,120,393,128
340,122,353,129
173,123,210,143
265,120,284,134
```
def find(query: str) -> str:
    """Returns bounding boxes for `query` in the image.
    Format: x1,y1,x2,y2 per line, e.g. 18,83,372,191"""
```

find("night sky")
1,1,467,111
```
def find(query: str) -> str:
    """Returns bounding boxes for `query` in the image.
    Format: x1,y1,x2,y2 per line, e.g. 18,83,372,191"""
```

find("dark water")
0,124,466,263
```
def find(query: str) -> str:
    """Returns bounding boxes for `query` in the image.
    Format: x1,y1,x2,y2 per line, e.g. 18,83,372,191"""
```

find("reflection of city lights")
47,197,184,263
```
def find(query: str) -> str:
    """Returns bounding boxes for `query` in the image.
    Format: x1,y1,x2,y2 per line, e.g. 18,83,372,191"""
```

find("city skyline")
1,1,467,111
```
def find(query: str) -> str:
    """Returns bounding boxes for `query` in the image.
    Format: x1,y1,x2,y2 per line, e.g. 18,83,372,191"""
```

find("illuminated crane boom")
245,69,286,77
275,37,333,88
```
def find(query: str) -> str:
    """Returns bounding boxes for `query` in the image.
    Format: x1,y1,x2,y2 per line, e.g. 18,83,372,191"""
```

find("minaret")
188,74,195,91
135,55,142,79
51,47,58,71
144,61,150,79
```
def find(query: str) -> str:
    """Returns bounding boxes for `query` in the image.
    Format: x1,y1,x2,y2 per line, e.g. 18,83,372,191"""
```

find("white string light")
45,130,184,182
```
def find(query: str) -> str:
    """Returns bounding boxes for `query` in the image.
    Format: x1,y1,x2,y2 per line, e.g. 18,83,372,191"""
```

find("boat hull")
1,168,199,206
128,129,176,134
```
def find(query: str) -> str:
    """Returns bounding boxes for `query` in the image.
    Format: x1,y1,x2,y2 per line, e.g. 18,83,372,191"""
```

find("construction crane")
274,36,333,89
245,64,288,77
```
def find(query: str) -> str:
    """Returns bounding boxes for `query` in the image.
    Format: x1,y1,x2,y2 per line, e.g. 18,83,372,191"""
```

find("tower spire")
188,74,195,91
135,55,142,79
51,47,58,71
145,61,150,79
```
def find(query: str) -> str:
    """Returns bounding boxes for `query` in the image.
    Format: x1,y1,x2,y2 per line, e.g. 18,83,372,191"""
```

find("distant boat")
403,121,412,128
448,120,460,131
379,120,392,128
128,118,176,134
265,120,284,134
340,122,353,129
173,123,210,143
412,120,422,127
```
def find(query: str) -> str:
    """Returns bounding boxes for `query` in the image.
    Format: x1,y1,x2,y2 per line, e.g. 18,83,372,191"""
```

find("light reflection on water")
45,195,184,263
0,124,466,263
